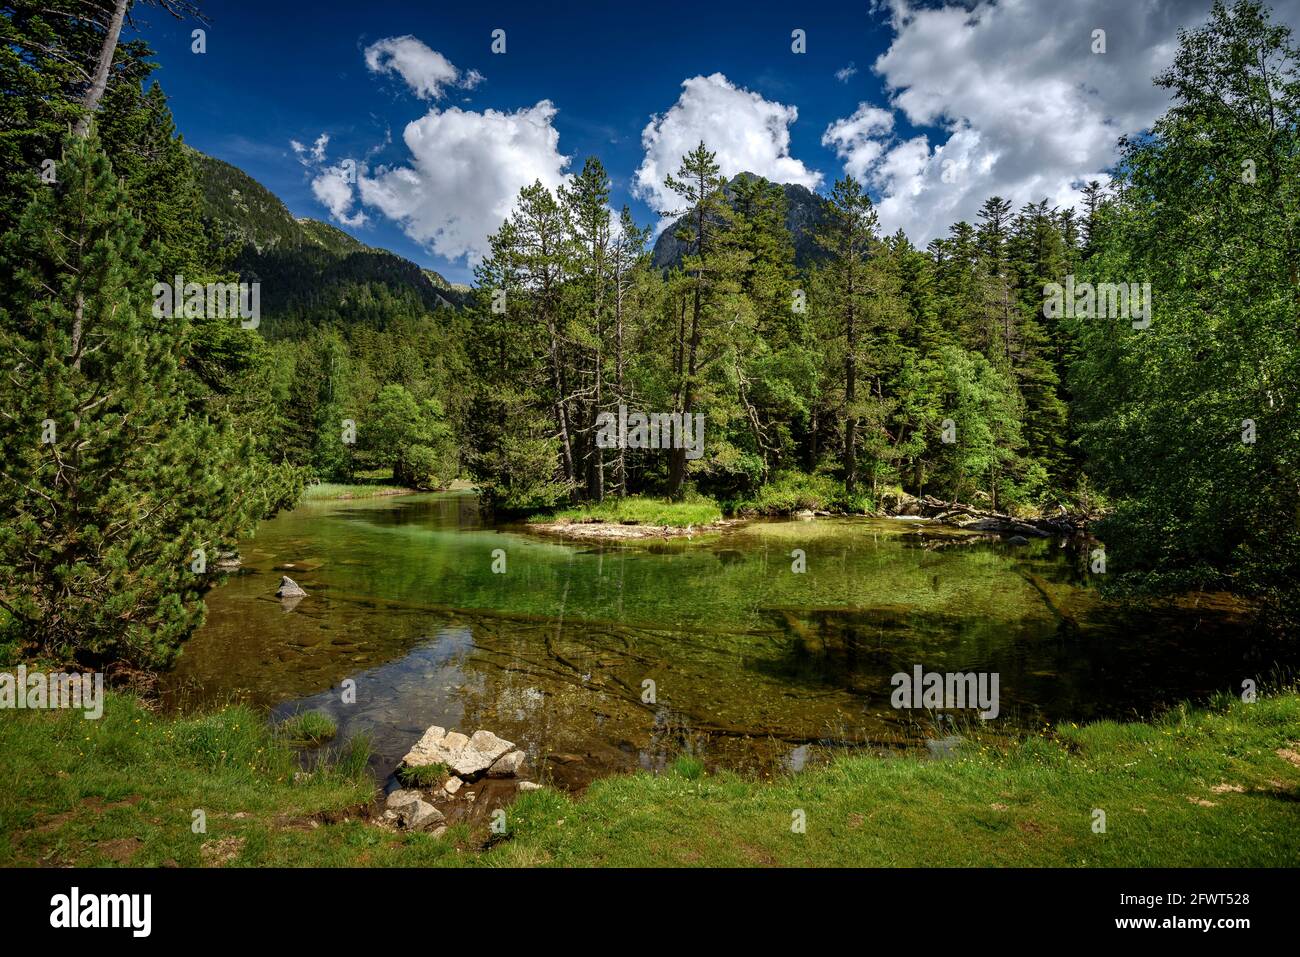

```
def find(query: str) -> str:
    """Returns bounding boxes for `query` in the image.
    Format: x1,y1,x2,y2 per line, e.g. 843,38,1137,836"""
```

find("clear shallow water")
162,493,1291,785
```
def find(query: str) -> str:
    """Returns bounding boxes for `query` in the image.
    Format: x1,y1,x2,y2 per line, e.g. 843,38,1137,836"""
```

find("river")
161,492,1287,787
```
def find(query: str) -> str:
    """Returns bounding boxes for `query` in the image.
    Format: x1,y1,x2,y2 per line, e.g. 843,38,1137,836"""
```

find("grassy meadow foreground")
3,688,1298,868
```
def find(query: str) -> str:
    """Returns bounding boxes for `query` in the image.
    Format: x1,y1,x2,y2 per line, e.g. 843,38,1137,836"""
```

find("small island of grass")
526,495,727,540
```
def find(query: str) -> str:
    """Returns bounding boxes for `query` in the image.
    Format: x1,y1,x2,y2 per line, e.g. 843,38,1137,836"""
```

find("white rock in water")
405,800,444,831
276,575,307,598
488,750,526,777
469,730,513,763
517,781,543,792
401,725,516,778
442,731,471,754
401,726,449,767
442,776,463,796
448,730,512,777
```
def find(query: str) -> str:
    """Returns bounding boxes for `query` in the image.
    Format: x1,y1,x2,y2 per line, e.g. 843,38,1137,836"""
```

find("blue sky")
131,0,1259,284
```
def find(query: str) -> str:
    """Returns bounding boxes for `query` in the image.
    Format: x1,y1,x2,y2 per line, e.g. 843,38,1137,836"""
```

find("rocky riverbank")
524,517,737,541
377,725,544,834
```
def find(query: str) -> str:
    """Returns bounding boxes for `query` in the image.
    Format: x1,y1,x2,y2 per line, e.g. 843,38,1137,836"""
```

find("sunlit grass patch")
532,494,722,528
276,711,338,745
0,691,375,867
302,482,413,501
396,762,449,788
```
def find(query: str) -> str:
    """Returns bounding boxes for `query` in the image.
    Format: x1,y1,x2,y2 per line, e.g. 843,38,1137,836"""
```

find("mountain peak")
650,173,827,270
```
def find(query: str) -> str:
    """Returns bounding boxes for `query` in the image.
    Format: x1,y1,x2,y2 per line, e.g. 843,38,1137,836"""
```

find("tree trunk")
589,368,604,502
74,0,129,138
545,313,575,486
844,276,858,495
668,280,703,497
614,269,626,497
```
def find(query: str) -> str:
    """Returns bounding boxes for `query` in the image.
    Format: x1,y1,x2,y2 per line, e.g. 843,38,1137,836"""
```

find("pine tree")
814,175,900,497
726,174,803,480
661,141,735,496
511,181,576,490
0,134,262,667
465,213,566,511
608,206,651,496
560,157,613,501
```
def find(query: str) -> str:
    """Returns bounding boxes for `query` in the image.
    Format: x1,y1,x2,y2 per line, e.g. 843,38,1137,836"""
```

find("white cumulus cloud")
311,164,367,228
824,0,1258,243
821,103,894,180
359,101,571,263
363,35,482,100
291,132,330,165
295,40,569,263
634,73,821,219
289,133,368,227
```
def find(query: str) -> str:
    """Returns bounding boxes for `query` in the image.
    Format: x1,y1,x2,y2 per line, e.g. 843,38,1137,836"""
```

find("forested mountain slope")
187,148,473,321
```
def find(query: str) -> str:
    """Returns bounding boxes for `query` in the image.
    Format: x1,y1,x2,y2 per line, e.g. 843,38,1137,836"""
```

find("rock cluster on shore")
383,788,445,833
402,726,522,778
381,725,540,833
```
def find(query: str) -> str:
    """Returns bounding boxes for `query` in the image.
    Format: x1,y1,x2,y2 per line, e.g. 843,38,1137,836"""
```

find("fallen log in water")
912,495,1083,537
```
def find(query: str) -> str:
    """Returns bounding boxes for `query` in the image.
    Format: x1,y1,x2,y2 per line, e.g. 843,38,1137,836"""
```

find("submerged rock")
213,550,241,571
276,575,307,598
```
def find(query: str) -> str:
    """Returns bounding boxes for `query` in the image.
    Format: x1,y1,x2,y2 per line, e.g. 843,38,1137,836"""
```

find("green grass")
669,754,705,780
530,494,723,528
729,471,873,515
301,482,414,502
3,688,1299,867
489,692,1300,866
0,691,428,867
397,762,449,788
277,711,337,745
